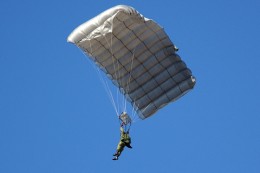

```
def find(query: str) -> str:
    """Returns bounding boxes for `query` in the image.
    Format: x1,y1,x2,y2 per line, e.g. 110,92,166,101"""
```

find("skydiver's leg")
116,143,125,157
112,142,125,160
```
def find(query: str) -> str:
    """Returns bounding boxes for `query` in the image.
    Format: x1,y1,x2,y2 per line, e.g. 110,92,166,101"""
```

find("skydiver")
112,123,132,160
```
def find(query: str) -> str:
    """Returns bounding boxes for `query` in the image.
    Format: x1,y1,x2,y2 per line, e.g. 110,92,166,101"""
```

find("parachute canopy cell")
67,5,196,119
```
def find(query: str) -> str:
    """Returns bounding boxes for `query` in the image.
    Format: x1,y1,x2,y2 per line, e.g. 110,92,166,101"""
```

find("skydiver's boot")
125,143,132,149
112,156,118,160
113,151,119,156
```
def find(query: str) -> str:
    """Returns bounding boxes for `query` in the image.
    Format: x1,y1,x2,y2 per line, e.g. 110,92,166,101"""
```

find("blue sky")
1,0,260,173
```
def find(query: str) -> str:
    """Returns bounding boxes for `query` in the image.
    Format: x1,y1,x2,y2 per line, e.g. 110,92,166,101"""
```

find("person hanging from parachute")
112,112,132,160
67,5,196,160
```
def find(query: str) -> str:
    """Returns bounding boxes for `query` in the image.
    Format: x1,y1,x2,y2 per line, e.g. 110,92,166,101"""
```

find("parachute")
67,5,196,119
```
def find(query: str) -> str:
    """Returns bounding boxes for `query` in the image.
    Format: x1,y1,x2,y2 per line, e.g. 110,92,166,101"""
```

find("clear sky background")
1,0,260,173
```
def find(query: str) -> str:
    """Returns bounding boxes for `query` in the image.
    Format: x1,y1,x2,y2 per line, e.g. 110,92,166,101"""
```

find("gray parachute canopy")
67,5,196,119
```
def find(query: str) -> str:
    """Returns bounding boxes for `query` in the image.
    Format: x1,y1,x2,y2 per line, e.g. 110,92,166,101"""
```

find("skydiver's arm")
120,127,124,133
